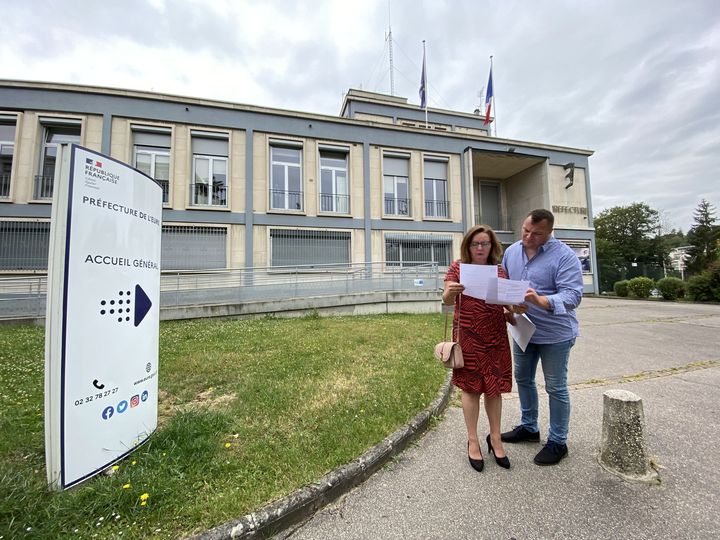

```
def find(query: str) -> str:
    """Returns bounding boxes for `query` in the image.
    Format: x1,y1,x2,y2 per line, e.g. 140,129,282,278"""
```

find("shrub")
688,274,714,302
656,277,686,301
627,276,655,298
613,280,629,297
710,263,720,301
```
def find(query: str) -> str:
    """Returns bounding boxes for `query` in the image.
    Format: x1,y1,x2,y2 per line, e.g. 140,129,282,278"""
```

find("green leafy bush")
711,263,720,301
613,280,629,297
627,276,655,298
688,274,713,301
656,277,686,301
688,264,720,302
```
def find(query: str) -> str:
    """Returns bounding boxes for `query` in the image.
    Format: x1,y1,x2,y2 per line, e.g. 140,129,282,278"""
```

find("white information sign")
45,144,162,490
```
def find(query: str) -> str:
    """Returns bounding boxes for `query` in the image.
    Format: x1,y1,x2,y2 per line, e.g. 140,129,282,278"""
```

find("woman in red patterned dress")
442,225,516,471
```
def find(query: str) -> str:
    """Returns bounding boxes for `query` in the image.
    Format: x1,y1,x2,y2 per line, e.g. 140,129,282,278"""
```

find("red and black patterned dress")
444,260,512,396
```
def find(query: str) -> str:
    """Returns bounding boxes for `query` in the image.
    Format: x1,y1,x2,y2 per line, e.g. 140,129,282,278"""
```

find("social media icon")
130,395,140,408
102,406,114,420
117,400,128,413
141,390,148,402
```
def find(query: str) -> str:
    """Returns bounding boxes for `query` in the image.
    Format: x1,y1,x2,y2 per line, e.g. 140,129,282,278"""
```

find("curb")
191,371,454,540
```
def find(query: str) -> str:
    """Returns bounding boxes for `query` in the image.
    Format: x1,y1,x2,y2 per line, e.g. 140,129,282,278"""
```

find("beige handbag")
434,296,464,369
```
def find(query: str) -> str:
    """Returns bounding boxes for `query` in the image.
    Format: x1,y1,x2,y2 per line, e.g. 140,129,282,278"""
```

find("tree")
594,203,660,264
595,237,624,292
686,199,720,274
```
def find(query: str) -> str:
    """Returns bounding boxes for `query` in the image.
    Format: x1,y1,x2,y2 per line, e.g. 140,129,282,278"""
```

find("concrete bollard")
599,389,659,483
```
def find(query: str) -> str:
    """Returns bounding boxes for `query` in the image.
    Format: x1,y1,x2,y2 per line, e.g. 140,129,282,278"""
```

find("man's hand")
524,288,551,310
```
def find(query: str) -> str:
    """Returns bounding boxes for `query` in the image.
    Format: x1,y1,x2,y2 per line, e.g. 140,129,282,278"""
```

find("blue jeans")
513,339,575,445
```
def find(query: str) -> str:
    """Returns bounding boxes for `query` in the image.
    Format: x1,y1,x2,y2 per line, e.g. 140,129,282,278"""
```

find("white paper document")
459,263,498,300
485,277,530,305
507,313,536,352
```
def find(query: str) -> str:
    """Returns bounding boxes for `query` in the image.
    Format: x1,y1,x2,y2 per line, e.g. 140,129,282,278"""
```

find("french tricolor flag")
484,66,493,126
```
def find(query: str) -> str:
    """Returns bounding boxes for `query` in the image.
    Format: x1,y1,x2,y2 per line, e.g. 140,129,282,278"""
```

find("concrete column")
599,389,659,483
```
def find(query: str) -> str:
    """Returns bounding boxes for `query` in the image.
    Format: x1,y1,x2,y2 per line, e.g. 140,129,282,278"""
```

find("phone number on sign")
73,387,119,406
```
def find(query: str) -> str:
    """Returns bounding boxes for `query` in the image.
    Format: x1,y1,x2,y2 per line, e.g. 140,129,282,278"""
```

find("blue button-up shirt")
502,236,584,344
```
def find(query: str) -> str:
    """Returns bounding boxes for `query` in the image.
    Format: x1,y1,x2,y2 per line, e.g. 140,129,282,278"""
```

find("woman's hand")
443,281,465,304
504,311,517,325
508,304,528,314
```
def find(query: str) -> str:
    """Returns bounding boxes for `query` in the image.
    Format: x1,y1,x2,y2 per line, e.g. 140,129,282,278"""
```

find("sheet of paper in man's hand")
485,277,530,305
508,313,536,352
459,263,498,300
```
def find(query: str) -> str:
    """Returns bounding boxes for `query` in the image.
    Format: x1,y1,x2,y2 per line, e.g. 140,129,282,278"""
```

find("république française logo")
85,157,119,185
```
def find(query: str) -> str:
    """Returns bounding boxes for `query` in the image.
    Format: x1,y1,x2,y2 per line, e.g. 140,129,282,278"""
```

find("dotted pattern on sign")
99,290,133,323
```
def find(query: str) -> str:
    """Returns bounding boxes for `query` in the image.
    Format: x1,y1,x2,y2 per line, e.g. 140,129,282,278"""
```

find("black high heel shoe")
467,440,484,472
486,434,511,469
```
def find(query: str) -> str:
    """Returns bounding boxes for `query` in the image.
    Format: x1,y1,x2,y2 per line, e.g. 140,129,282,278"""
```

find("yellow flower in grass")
112,465,119,471
224,442,232,448
139,493,149,506
122,483,131,489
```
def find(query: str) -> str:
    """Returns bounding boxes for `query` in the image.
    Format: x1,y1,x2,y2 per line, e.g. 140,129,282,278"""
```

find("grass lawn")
0,312,447,539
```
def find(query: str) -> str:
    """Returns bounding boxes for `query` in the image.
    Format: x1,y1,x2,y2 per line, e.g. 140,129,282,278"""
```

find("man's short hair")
527,208,554,228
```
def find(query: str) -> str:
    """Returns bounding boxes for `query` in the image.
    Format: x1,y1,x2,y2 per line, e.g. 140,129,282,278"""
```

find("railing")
0,173,10,198
384,197,410,216
270,189,303,211
319,193,349,213
154,179,170,203
190,182,227,206
34,175,54,199
0,262,441,319
425,199,448,218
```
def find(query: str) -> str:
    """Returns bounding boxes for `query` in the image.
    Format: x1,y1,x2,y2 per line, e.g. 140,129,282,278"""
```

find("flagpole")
423,40,428,128
490,55,497,137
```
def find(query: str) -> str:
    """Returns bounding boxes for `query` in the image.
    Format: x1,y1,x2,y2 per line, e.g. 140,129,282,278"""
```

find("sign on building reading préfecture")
45,144,162,490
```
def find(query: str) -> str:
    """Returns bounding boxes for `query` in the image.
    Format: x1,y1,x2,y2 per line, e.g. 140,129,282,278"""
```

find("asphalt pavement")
280,297,720,540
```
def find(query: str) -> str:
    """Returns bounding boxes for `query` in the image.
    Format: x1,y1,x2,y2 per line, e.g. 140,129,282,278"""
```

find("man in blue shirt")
501,209,584,465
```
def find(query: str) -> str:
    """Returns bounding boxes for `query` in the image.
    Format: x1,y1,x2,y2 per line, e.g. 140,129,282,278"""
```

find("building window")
133,128,171,204
383,155,410,216
36,122,81,199
424,158,448,218
319,148,349,213
0,118,16,198
161,225,227,270
0,221,51,270
191,133,228,207
270,143,303,211
385,233,451,267
270,229,350,267
478,182,501,229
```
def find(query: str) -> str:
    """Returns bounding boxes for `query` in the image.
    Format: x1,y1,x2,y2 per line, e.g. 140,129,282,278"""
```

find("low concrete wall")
0,290,443,326
160,290,443,321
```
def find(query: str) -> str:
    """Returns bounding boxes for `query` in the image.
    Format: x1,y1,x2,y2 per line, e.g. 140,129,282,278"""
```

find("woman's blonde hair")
459,224,503,265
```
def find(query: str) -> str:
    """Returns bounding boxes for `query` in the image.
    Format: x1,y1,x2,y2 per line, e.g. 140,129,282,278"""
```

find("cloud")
1,0,719,231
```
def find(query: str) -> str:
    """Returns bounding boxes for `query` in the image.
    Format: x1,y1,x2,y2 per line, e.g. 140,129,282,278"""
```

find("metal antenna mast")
387,3,395,95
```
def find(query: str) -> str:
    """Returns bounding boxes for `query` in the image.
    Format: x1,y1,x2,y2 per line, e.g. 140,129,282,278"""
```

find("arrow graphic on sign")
134,284,152,327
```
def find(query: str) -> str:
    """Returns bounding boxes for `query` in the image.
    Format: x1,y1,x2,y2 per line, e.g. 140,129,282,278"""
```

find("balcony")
424,199,448,218
34,175,54,199
0,174,9,198
154,179,169,203
320,193,349,213
270,189,303,211
384,196,410,216
191,182,227,207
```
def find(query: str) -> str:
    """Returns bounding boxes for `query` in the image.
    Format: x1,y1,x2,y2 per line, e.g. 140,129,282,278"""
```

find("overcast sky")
2,0,718,232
